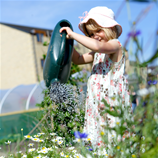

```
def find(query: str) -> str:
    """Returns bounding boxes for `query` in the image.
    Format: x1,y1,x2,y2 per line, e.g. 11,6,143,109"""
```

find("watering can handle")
59,31,67,66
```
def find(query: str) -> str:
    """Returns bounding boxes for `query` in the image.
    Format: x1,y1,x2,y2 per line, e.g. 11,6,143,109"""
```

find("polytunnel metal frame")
0,81,45,114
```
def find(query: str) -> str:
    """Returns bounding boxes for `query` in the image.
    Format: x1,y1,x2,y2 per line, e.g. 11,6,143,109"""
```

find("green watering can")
43,19,74,87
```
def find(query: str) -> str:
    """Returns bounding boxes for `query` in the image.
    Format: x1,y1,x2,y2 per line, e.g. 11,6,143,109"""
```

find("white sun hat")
78,6,122,37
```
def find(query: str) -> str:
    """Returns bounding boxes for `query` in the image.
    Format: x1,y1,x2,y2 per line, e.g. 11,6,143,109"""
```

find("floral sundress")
83,39,131,149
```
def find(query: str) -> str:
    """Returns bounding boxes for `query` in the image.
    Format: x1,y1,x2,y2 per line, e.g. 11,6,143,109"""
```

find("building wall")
33,35,50,81
0,24,37,89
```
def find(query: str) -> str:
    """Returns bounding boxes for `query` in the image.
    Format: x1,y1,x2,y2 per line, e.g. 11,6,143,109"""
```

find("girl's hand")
60,27,73,39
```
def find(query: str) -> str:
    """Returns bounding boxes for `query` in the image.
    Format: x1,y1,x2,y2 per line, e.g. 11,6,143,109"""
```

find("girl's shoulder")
109,39,122,45
110,39,125,55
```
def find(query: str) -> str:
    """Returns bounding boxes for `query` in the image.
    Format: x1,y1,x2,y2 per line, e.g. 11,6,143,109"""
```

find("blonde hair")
83,19,118,41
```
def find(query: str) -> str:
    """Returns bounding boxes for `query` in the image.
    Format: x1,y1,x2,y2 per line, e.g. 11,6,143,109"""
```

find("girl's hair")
83,19,118,41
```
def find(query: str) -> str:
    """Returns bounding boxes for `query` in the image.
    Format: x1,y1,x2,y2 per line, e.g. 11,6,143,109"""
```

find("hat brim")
78,14,122,37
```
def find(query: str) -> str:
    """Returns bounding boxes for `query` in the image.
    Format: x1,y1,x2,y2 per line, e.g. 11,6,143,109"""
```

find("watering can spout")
43,19,74,88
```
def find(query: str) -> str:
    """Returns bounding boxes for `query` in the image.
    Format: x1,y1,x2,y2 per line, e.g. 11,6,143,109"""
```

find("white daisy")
60,151,65,157
28,148,36,152
31,138,40,142
68,147,75,150
24,135,32,139
50,133,56,136
5,140,11,145
28,143,34,147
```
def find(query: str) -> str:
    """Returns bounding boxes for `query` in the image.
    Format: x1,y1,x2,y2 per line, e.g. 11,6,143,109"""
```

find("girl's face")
87,29,108,42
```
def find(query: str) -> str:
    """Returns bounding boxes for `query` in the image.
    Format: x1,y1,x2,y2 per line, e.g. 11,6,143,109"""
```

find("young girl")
60,6,131,148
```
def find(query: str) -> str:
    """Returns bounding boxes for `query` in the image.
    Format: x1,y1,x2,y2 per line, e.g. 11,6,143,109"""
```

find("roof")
0,22,53,35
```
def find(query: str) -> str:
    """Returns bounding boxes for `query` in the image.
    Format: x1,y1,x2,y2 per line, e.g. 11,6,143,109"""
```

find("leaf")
43,41,49,46
101,99,110,108
138,49,158,67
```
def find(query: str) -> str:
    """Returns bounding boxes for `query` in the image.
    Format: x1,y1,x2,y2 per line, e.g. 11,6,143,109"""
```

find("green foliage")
36,84,85,145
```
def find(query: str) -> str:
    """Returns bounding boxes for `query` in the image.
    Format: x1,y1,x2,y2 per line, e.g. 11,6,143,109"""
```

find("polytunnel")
0,81,46,140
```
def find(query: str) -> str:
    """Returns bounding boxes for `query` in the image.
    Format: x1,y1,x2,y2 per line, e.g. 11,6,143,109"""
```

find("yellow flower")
87,138,91,141
101,131,105,136
25,135,31,138
105,154,108,156
116,122,120,125
132,154,136,157
117,146,120,150
65,155,69,157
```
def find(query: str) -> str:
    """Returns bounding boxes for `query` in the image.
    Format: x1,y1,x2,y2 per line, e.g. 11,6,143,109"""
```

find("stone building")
0,22,52,89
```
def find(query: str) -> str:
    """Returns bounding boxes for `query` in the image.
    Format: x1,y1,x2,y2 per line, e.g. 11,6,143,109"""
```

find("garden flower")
28,148,36,152
74,131,88,139
132,154,136,158
60,151,65,157
56,136,63,140
74,154,85,158
47,147,53,151
68,147,75,150
34,156,41,158
57,140,63,145
21,155,27,158
86,138,91,141
24,135,32,139
53,145,58,149
38,132,45,135
51,138,58,142
28,143,34,147
31,137,40,142
127,30,141,38
72,150,77,153
39,139,44,142
50,132,56,136
5,140,11,145
39,149,48,154
148,80,157,85
73,138,81,143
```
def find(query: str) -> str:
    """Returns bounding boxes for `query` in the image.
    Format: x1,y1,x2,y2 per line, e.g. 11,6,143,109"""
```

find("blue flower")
152,80,157,85
148,80,157,85
128,30,141,38
74,131,88,139
148,80,152,85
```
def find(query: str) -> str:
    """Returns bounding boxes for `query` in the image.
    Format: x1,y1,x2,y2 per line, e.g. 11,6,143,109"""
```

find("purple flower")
88,148,93,151
152,80,157,85
148,80,152,85
74,131,88,139
148,80,157,85
128,30,141,38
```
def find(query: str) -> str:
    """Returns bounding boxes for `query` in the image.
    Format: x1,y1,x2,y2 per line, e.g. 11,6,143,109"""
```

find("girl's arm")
72,48,95,65
60,27,120,54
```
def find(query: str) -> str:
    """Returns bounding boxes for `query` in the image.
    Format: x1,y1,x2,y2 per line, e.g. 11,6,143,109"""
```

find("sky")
0,0,158,66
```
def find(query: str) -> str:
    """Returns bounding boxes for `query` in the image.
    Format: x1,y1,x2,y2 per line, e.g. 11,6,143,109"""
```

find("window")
36,33,43,42
41,59,45,68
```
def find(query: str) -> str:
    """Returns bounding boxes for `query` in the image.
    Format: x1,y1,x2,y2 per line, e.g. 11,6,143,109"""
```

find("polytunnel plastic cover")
0,81,46,114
